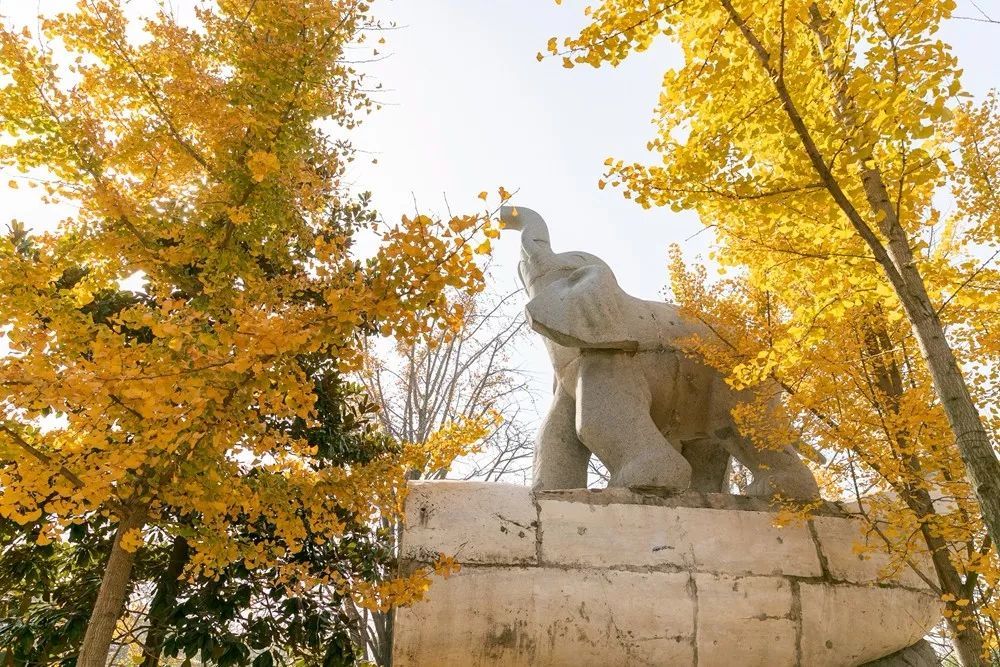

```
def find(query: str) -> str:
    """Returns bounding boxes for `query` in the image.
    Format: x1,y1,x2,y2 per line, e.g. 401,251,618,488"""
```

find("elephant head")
500,205,639,351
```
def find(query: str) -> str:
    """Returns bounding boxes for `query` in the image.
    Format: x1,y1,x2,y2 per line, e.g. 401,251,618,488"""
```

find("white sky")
350,0,1000,398
1,0,997,404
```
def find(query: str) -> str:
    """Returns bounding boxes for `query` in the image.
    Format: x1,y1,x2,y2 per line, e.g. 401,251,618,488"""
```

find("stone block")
538,499,693,569
860,640,941,666
539,569,695,666
680,507,822,577
395,483,944,666
538,499,823,577
695,574,797,667
696,573,793,620
393,567,695,667
402,481,537,565
811,516,934,590
799,583,942,667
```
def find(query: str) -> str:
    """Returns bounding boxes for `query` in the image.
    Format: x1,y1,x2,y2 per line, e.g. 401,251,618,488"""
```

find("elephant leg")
714,428,819,500
681,437,730,493
532,384,590,491
575,351,691,492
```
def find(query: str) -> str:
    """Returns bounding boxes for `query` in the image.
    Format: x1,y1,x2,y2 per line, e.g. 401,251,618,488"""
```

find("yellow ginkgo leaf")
119,528,144,553
247,150,280,183
227,206,251,225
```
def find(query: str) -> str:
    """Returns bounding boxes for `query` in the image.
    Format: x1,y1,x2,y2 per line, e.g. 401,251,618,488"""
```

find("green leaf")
252,650,275,667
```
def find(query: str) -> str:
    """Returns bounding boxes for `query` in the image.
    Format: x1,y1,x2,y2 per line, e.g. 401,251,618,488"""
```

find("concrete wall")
393,482,941,667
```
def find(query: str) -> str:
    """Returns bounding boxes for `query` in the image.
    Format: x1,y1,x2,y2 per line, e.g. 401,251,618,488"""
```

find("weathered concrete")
401,481,537,565
695,574,797,667
860,640,941,666
536,487,849,514
538,500,823,577
799,583,941,666
393,482,942,667
811,515,935,589
393,567,695,666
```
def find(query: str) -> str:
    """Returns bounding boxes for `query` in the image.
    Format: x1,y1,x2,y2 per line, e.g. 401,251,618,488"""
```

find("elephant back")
524,263,703,352
617,296,703,352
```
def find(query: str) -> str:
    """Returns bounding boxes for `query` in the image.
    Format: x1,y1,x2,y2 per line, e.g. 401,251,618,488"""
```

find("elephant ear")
525,264,639,351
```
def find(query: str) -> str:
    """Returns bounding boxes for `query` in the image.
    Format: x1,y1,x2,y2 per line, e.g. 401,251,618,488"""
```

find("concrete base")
393,482,941,667
861,640,941,666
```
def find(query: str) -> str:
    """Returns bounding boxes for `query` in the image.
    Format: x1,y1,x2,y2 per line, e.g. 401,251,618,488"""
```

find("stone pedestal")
393,482,941,667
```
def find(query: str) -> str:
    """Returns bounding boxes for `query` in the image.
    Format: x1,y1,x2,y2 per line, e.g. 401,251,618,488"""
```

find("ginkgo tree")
546,0,1000,663
0,1,499,664
666,247,998,664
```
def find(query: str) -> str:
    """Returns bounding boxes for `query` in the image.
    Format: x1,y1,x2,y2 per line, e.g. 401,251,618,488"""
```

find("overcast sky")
1,0,997,405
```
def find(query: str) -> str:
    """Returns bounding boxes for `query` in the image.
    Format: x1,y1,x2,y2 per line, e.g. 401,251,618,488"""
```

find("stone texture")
539,499,823,577
501,205,819,499
393,482,944,666
695,574,797,667
537,487,849,515
860,640,941,666
392,567,694,667
538,499,693,569
811,515,934,590
799,583,942,667
401,481,537,565
679,506,822,577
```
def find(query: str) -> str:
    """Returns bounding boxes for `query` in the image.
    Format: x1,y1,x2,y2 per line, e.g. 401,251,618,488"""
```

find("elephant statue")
503,205,820,500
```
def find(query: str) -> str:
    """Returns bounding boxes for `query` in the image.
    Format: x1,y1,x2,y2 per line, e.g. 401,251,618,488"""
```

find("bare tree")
350,285,536,664
360,286,534,482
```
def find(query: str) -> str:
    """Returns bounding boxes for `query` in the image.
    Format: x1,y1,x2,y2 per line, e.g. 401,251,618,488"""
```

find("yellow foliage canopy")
0,0,500,609
550,0,1000,655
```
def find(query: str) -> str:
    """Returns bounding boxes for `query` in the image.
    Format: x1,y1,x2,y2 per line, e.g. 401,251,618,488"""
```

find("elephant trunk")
500,206,555,264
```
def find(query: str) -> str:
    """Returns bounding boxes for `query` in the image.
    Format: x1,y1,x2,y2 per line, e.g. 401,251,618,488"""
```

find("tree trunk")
950,619,986,667
139,535,189,667
721,0,1000,558
375,608,393,667
897,284,1000,545
77,505,146,667
861,322,987,666
859,161,1000,564
784,0,1000,558
908,489,985,667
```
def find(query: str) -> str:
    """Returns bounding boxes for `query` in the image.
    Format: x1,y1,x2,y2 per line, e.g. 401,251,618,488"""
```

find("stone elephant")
503,205,819,500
